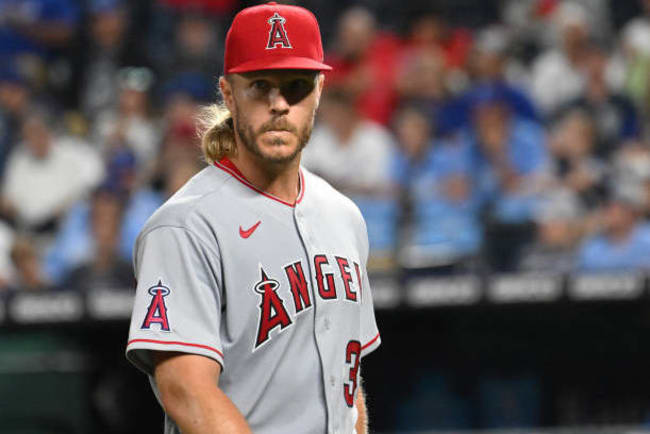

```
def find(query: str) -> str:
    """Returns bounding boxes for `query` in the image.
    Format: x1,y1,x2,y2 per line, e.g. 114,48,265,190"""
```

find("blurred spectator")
0,0,79,59
158,117,201,172
559,44,639,157
0,66,30,180
102,144,138,197
612,141,650,216
63,189,132,292
151,73,209,182
577,183,650,271
464,89,549,271
619,0,650,117
465,27,538,121
433,26,540,136
501,0,560,65
530,1,592,115
42,149,137,284
1,109,104,232
396,48,449,132
468,89,549,223
324,7,401,125
469,26,516,84
392,106,481,270
160,72,213,160
8,235,51,291
391,106,438,202
45,157,200,283
502,0,611,60
547,109,608,210
80,0,147,121
302,89,394,195
154,11,222,84
519,188,584,272
448,85,539,140
397,7,473,102
94,67,160,181
400,8,472,72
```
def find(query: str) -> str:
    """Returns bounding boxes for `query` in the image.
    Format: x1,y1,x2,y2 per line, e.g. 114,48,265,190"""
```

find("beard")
234,105,314,165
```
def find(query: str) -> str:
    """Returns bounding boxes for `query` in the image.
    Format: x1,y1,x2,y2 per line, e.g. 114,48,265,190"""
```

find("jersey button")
324,317,330,331
329,375,336,387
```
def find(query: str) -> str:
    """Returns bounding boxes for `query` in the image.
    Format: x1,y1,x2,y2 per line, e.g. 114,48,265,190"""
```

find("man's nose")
269,87,290,115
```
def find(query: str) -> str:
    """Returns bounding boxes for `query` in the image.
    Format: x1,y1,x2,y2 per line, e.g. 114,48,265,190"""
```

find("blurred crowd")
2,0,650,293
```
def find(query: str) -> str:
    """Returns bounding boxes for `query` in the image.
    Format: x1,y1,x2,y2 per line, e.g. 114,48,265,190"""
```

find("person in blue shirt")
578,183,650,271
391,106,481,270
459,86,549,271
465,86,550,224
43,148,137,284
44,153,201,284
438,26,540,136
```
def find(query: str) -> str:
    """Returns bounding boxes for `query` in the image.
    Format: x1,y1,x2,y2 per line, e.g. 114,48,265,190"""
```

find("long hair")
197,101,237,164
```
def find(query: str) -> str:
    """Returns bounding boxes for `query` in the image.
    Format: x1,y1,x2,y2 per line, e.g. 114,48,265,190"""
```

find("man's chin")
258,148,301,164
255,141,302,164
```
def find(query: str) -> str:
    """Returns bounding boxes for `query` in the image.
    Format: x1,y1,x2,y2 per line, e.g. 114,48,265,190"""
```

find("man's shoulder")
137,166,231,239
302,168,364,223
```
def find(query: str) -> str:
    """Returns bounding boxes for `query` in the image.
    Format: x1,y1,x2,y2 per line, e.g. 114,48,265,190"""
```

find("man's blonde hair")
198,99,237,164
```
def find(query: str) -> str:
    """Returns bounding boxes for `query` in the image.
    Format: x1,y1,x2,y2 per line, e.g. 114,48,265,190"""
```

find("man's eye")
288,79,310,93
252,80,271,92
281,79,314,104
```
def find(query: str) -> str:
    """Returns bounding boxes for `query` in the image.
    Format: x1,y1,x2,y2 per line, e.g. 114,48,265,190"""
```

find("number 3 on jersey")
343,340,361,407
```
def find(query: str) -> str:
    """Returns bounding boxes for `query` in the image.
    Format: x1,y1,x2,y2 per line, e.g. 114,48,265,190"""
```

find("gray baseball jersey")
125,158,381,434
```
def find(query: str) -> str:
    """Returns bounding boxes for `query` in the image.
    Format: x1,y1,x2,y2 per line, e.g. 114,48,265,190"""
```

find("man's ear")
219,76,234,112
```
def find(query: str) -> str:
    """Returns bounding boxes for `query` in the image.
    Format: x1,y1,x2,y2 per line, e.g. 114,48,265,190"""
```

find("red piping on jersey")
127,339,224,358
361,333,380,351
214,158,305,207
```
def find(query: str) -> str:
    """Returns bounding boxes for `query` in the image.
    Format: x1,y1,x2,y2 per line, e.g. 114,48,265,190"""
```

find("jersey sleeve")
358,215,381,358
125,226,224,375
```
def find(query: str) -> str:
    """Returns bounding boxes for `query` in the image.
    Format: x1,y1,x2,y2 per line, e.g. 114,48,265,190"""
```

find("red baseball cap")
224,2,332,74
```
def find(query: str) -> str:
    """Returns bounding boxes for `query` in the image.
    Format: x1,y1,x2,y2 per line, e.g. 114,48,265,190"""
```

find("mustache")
258,118,298,135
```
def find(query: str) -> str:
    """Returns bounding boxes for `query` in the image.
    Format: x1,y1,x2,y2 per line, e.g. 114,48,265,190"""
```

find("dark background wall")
2,296,649,433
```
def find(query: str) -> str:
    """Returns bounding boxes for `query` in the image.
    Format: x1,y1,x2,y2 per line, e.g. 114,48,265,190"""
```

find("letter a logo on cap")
266,12,292,49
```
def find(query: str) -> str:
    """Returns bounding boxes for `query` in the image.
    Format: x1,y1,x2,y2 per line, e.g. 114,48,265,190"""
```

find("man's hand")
153,352,251,434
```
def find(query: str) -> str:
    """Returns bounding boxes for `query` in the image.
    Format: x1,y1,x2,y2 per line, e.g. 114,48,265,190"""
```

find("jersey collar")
214,157,305,208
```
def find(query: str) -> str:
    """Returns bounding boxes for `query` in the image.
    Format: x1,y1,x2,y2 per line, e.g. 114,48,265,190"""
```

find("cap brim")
226,56,332,73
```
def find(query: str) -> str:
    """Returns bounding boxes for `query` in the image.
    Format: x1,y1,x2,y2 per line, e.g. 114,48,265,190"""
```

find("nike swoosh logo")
239,221,262,239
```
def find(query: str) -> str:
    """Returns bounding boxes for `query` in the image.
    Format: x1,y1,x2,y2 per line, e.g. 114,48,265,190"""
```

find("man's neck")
229,147,301,205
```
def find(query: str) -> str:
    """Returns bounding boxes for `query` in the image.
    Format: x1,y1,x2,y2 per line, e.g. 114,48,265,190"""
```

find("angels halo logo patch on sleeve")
141,280,171,331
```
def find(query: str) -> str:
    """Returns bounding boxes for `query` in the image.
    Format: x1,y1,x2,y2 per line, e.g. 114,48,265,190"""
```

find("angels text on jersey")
140,252,363,352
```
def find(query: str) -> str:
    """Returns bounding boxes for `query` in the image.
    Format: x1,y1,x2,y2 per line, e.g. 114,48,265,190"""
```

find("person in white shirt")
530,2,591,115
1,110,104,231
302,89,394,195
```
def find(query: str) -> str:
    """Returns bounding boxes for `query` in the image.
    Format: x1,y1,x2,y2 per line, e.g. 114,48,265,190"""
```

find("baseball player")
125,3,381,434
